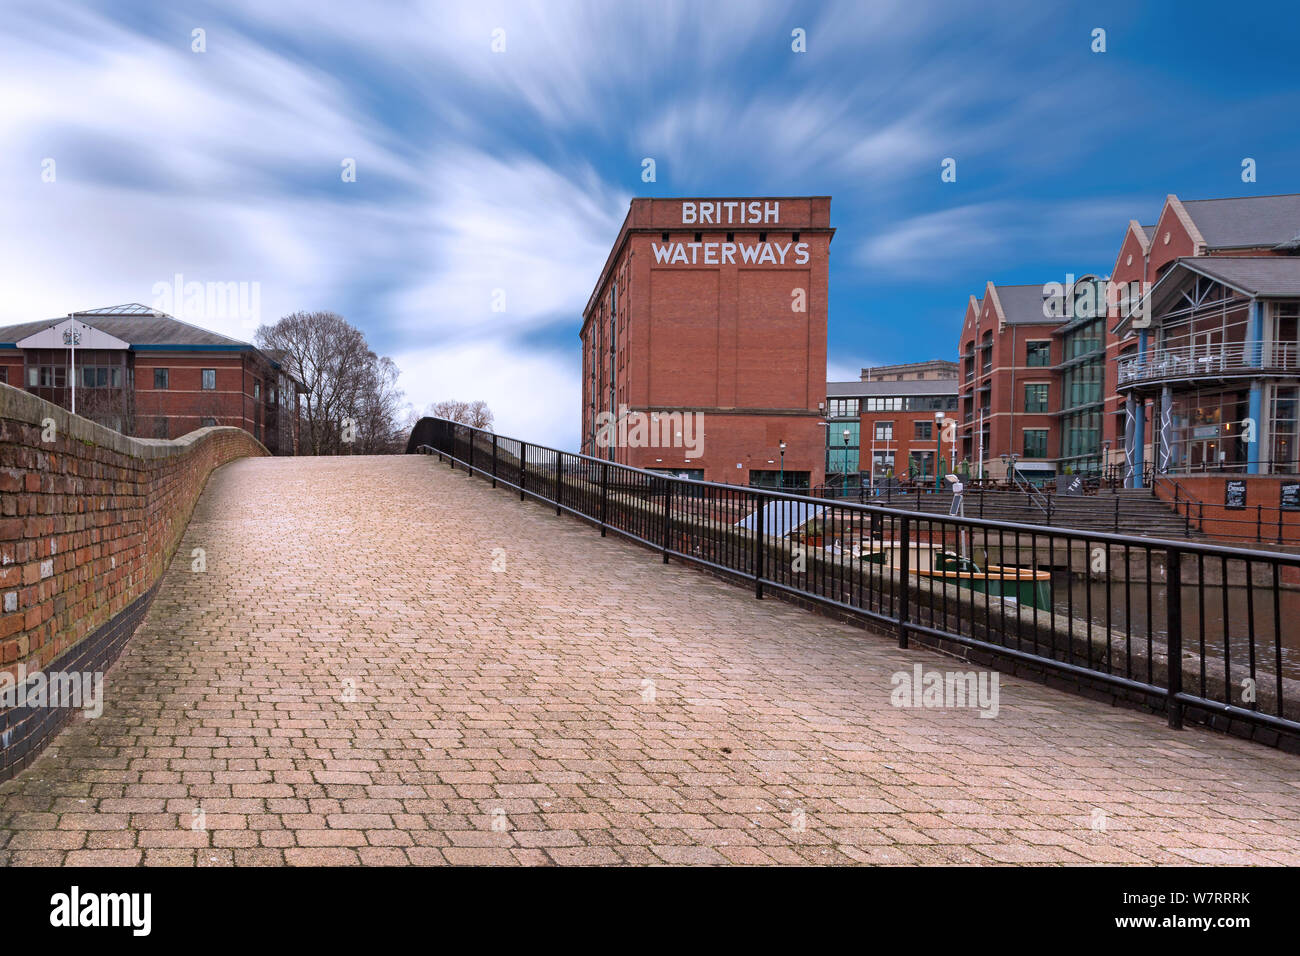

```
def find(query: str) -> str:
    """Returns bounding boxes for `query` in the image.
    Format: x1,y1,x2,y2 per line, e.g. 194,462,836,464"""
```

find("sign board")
1055,475,1085,496
1281,481,1300,511
1224,479,1247,510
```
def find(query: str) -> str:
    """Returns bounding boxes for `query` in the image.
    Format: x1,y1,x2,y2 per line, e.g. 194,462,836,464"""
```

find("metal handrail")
1006,466,1051,516
409,415,1300,745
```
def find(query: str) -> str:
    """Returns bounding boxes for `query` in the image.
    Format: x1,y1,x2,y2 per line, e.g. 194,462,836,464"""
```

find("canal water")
1054,573,1300,680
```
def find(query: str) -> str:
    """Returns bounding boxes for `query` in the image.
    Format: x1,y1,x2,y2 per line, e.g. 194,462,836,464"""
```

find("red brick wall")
0,382,267,674
1154,475,1300,545
957,288,1062,477
581,197,832,487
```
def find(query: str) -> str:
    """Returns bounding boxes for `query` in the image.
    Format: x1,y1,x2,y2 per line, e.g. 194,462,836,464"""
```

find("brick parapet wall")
1153,475,1300,546
0,381,267,675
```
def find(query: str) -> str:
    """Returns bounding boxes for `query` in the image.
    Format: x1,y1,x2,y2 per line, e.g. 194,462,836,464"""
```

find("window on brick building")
1024,429,1048,458
202,369,216,390
1024,383,1049,413
0,367,6,384
154,367,169,389
874,421,894,441
1026,341,1051,367
254,381,261,400
201,417,217,427
914,421,932,440
153,418,168,439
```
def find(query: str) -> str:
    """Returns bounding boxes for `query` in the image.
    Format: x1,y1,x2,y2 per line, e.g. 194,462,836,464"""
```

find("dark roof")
1179,256,1300,298
993,283,1068,326
0,304,250,348
1182,194,1300,249
828,378,958,398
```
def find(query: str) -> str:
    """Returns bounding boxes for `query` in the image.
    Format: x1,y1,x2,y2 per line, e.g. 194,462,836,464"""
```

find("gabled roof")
1181,193,1300,250
0,305,250,348
1114,256,1300,336
988,283,1068,326
1180,256,1300,298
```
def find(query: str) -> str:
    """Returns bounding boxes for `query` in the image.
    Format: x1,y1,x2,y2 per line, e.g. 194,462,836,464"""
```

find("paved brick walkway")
2,455,1299,866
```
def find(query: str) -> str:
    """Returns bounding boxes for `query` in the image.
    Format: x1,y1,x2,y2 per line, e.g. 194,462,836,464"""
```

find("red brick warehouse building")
580,197,832,490
0,304,301,455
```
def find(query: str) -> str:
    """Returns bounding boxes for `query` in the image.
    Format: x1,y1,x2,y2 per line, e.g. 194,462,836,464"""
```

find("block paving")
2,455,1299,865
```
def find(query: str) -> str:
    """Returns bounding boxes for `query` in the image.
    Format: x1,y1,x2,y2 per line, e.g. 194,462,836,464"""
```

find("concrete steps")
858,488,1198,539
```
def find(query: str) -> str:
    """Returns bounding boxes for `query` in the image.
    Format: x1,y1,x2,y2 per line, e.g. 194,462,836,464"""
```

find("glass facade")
1166,387,1250,472
1270,386,1299,473
748,469,810,491
1058,303,1107,476
826,421,860,476
1023,428,1048,459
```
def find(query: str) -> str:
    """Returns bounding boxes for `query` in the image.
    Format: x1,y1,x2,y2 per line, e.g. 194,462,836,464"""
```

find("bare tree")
353,356,407,453
256,311,406,455
426,399,494,430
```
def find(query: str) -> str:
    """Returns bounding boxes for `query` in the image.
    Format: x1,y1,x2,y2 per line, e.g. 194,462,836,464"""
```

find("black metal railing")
409,417,1300,745
1151,472,1300,545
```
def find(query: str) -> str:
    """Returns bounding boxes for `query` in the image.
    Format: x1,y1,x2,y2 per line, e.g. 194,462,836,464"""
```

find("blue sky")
3,0,1299,450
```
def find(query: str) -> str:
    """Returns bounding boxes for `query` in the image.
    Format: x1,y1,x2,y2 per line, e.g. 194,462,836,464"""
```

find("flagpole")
68,314,76,416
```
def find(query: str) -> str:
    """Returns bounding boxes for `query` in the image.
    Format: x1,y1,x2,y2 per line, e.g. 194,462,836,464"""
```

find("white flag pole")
68,314,76,416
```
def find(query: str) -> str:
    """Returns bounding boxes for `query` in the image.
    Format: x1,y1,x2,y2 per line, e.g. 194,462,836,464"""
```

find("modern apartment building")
957,284,1066,483
1114,257,1300,478
1109,193,1300,486
951,193,1300,491
825,361,958,489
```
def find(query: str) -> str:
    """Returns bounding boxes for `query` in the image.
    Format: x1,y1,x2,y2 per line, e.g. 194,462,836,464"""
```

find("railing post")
468,429,474,474
754,495,765,598
662,478,673,563
1257,504,1262,543
1113,494,1120,533
897,514,910,648
491,434,498,488
600,462,609,537
1166,547,1184,729
555,454,562,515
520,442,527,501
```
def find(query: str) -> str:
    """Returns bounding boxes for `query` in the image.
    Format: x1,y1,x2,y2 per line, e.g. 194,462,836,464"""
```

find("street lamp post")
778,439,786,490
842,428,851,496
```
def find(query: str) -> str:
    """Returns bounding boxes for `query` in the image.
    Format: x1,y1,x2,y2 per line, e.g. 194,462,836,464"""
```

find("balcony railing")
1117,343,1300,386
